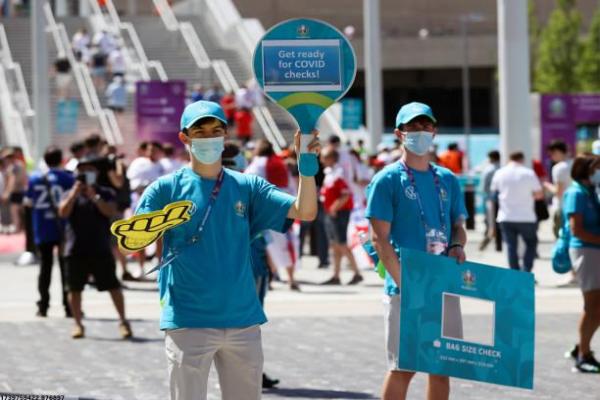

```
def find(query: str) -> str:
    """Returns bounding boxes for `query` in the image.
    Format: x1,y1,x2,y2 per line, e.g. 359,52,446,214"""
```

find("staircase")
2,17,138,159
124,15,297,144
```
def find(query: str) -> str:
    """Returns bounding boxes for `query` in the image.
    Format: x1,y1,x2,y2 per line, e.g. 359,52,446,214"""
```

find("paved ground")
1,218,599,399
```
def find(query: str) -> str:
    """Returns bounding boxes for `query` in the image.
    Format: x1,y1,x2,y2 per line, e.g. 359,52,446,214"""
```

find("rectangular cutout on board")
441,292,495,347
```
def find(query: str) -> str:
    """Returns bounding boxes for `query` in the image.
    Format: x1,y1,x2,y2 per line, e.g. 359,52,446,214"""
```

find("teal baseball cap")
180,100,228,130
395,102,437,128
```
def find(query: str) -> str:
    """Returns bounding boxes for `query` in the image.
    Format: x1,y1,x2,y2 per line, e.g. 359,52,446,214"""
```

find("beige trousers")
165,325,263,400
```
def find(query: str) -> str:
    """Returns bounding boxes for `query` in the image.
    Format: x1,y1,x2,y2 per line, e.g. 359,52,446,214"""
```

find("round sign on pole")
253,18,357,176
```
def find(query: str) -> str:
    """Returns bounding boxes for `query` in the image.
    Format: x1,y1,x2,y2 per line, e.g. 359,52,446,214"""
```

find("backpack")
266,155,289,189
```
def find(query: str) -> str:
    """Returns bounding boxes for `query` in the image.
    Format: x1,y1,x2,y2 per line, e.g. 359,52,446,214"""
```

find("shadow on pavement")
86,336,163,343
263,388,377,399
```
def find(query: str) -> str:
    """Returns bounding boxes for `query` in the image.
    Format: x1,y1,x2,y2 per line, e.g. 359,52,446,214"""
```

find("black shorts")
65,255,120,292
9,192,25,204
324,209,351,245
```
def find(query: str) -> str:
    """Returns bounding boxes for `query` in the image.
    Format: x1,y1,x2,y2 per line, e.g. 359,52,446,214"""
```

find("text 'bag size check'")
398,248,535,389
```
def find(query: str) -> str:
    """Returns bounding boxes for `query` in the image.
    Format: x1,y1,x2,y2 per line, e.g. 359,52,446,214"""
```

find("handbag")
551,227,572,274
535,199,550,222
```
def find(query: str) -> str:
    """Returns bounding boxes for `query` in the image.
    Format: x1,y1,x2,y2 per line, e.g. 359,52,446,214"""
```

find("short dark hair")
44,146,62,167
328,135,341,145
163,143,175,157
488,150,500,162
138,141,149,151
547,140,568,154
571,156,600,183
448,142,459,151
256,139,275,157
84,133,102,149
509,152,524,162
182,117,226,134
150,141,163,151
70,141,84,155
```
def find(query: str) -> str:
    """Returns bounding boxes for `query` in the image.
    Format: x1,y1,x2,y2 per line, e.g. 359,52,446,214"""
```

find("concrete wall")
231,0,599,70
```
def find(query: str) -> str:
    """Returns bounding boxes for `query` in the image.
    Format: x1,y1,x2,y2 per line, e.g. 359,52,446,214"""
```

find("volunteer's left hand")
448,246,466,264
294,129,321,157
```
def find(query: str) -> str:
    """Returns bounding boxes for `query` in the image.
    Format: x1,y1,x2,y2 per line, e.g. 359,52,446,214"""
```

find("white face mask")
84,171,97,185
402,131,434,156
189,136,224,165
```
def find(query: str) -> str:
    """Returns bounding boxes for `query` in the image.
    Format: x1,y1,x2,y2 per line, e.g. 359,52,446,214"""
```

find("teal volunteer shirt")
365,162,468,296
136,167,295,330
562,183,600,249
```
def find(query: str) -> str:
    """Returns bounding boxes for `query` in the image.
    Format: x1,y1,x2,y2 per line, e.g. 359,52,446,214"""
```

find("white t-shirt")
551,159,572,209
159,157,184,175
72,32,90,52
127,157,163,190
108,49,126,74
491,162,542,223
244,156,267,179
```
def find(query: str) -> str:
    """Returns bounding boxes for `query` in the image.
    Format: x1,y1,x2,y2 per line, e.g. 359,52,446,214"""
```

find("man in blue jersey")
26,146,74,317
130,101,319,400
366,102,468,400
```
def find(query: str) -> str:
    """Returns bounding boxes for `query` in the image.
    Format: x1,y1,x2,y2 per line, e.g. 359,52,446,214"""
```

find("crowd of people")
1,97,600,399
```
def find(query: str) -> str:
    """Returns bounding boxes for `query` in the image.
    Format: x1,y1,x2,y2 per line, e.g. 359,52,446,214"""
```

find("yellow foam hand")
110,201,194,252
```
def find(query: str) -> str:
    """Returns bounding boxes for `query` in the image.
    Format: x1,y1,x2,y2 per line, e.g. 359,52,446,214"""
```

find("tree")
575,3,600,92
529,0,541,83
534,0,582,93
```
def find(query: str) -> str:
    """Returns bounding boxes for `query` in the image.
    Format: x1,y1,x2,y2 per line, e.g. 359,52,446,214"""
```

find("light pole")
363,0,384,155
32,0,50,162
497,0,531,164
460,14,484,171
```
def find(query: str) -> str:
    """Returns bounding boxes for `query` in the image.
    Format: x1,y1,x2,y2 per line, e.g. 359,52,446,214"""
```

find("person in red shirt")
319,146,363,285
234,107,253,144
220,91,236,127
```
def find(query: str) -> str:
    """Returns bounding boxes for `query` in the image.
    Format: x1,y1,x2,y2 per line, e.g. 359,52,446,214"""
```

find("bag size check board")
253,18,357,177
398,248,535,389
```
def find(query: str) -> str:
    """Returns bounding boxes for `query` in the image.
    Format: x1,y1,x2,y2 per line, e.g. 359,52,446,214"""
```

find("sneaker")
36,309,47,318
574,352,600,373
321,277,341,285
262,373,280,389
71,324,85,339
289,283,301,292
347,274,364,285
317,263,330,269
119,321,133,339
565,344,578,360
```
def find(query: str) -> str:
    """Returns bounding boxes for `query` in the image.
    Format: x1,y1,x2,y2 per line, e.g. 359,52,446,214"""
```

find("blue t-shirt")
562,183,600,249
26,169,75,245
365,162,468,296
135,167,295,330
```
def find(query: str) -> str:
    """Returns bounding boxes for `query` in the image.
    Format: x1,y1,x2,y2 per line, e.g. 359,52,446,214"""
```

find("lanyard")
147,168,225,274
399,161,446,233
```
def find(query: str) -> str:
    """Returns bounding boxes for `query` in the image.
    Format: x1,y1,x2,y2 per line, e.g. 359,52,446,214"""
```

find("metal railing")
202,0,347,143
44,3,122,145
0,24,34,158
153,0,286,151
87,0,167,82
0,66,32,158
